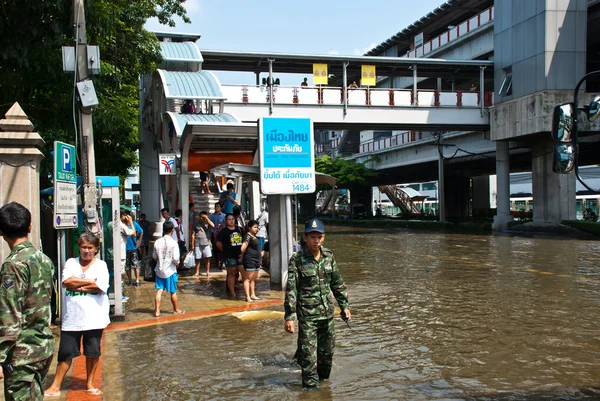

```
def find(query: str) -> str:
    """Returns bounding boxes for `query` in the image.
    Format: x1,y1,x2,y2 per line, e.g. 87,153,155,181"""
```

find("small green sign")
54,141,76,183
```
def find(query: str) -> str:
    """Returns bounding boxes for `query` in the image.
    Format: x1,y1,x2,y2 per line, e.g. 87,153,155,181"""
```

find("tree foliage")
0,0,190,187
315,155,376,188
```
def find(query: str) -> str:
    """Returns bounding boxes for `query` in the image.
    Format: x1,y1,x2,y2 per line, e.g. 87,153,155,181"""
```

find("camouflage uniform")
0,241,55,401
284,246,349,388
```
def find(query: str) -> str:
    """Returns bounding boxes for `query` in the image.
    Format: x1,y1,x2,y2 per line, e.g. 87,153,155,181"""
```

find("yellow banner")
361,65,376,86
313,64,328,85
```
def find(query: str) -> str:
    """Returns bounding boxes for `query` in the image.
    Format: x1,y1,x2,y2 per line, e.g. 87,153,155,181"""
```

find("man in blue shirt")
125,213,143,286
219,183,238,214
209,202,225,227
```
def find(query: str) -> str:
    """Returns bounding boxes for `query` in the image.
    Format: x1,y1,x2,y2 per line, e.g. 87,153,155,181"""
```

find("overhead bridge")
219,85,491,132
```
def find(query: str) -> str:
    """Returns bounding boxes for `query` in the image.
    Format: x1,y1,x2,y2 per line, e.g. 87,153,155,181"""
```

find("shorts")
57,329,104,362
125,249,140,269
224,258,243,269
178,241,187,255
258,237,265,251
194,244,212,259
155,273,178,293
243,262,261,271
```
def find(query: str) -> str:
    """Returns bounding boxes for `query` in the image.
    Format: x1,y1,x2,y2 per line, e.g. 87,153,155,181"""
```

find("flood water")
103,227,600,400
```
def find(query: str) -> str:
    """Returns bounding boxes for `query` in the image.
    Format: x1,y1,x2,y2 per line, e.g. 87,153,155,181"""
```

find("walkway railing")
404,6,494,58
221,85,492,108
379,185,422,215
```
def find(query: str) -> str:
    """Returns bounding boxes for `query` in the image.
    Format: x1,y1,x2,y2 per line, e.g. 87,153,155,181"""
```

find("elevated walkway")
219,85,491,131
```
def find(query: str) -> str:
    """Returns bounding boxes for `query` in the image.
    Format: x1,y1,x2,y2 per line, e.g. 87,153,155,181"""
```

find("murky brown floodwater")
102,227,600,400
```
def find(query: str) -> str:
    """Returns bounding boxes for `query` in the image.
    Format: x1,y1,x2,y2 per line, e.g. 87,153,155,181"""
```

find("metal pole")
438,134,446,222
285,195,293,263
268,58,274,115
56,230,66,324
342,62,348,116
294,194,298,247
74,0,98,233
412,65,418,105
480,66,486,116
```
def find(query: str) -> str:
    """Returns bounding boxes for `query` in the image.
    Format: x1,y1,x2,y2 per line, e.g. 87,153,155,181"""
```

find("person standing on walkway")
191,211,214,277
240,220,261,302
125,216,143,286
209,202,226,270
152,221,184,317
0,202,54,401
44,232,110,397
138,213,151,257
284,219,351,389
255,205,269,264
219,182,238,214
216,214,244,298
119,210,136,278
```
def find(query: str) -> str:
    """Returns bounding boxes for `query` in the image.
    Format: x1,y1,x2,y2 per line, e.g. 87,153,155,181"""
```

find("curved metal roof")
167,112,239,136
158,70,224,100
160,42,203,63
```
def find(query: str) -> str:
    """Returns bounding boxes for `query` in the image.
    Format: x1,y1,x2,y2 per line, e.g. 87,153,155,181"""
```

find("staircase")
378,185,421,215
189,172,218,214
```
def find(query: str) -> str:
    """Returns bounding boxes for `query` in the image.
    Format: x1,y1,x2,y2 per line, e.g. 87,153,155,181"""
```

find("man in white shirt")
151,221,184,317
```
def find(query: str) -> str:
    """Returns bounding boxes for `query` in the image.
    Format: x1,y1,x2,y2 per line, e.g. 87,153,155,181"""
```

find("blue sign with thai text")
259,117,315,195
262,118,312,168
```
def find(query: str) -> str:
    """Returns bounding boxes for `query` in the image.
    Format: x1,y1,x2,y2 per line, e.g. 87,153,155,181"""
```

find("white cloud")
353,42,377,55
328,50,340,55
184,0,201,13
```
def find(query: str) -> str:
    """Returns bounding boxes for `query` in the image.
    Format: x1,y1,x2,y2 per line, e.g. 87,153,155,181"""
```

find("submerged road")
37,226,600,400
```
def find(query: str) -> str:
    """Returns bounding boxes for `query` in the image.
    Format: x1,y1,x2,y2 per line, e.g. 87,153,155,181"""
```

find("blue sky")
145,0,447,84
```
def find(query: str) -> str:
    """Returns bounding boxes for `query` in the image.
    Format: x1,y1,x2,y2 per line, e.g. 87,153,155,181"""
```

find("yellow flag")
361,65,376,86
313,64,328,85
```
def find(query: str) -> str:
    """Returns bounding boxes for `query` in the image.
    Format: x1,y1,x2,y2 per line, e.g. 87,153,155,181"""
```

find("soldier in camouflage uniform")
0,202,54,401
284,218,351,388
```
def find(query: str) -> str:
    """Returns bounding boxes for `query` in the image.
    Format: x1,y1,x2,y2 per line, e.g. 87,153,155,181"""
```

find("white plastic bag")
184,251,195,269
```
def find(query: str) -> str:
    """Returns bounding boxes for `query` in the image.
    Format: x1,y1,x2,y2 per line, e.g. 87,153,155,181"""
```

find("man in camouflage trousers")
0,202,55,401
284,218,351,388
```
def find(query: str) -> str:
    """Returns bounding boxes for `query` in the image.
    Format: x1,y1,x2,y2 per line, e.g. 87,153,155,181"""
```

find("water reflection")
104,227,600,400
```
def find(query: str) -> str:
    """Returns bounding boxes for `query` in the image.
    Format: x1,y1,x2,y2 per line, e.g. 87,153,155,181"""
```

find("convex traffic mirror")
551,103,574,142
588,95,600,122
552,143,575,174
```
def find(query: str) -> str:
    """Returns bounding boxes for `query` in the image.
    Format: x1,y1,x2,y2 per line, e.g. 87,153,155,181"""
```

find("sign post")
53,140,78,322
53,141,78,229
259,117,315,289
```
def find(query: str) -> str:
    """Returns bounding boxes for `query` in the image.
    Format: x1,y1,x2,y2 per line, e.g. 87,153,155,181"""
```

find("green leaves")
315,155,376,188
0,0,189,188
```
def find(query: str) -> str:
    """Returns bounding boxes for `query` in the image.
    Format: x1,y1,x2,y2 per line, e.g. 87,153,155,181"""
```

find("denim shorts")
224,258,242,269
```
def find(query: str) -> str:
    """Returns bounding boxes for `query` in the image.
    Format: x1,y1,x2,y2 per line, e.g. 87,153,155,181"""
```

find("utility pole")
74,0,99,233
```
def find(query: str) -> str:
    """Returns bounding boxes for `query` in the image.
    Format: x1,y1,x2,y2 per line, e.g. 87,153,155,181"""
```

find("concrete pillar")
532,137,576,223
472,176,490,209
268,194,292,290
139,120,161,222
248,181,261,220
0,103,45,260
180,172,189,248
443,173,470,219
493,140,512,231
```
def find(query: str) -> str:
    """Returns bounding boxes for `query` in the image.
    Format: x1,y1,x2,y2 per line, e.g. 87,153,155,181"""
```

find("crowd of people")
0,197,351,397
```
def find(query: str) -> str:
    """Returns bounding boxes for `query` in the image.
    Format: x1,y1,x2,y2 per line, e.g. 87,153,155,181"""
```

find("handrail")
379,185,421,215
404,6,494,59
